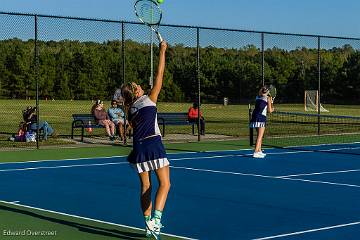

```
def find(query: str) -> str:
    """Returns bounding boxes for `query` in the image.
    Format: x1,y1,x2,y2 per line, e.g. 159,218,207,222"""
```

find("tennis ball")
157,0,164,4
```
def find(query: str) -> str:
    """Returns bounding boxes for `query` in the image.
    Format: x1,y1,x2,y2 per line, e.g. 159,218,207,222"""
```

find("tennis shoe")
145,226,152,238
145,219,162,240
253,151,266,158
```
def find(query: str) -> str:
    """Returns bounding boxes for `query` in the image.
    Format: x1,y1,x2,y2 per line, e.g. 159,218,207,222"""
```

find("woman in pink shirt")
92,100,116,141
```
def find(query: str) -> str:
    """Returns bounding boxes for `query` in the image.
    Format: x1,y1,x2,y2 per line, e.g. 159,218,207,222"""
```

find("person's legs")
138,171,152,217
138,171,153,237
255,127,265,153
153,165,170,220
102,121,112,137
31,122,47,140
109,121,115,136
145,166,170,239
44,121,54,136
42,121,54,140
200,118,205,135
118,122,125,140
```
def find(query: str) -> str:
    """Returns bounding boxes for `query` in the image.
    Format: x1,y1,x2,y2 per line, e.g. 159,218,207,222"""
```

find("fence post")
317,36,321,135
249,104,253,146
261,32,265,86
34,14,40,149
196,27,201,142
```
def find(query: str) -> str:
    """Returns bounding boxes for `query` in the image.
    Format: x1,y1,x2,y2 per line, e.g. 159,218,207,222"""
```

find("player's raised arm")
149,41,167,103
267,96,274,113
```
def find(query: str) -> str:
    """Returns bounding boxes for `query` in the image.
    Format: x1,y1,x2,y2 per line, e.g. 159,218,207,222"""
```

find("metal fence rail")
0,11,359,149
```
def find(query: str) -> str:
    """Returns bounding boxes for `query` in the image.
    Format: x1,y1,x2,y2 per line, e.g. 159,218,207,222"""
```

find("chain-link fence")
0,12,359,149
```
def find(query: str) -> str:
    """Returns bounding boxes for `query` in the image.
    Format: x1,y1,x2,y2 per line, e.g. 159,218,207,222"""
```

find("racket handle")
157,32,163,43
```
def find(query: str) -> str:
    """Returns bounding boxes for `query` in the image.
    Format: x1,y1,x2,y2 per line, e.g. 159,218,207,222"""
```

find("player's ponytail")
121,83,137,122
121,83,136,107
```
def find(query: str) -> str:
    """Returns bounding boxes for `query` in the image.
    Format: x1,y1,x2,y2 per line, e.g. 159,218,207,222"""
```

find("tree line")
0,38,359,104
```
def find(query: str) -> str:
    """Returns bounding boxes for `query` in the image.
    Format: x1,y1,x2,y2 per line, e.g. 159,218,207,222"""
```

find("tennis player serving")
121,41,169,240
249,86,274,158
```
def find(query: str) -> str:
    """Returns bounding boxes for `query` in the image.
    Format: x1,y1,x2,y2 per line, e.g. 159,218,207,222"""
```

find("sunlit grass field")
0,99,359,145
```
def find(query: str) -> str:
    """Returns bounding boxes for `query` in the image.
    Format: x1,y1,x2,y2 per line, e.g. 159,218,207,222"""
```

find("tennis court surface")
1,142,360,239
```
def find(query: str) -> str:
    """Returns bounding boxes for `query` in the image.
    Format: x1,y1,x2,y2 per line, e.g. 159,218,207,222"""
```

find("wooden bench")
157,112,197,137
71,114,104,142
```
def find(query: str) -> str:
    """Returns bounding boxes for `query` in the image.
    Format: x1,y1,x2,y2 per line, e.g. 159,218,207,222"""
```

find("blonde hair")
120,83,138,123
121,83,137,108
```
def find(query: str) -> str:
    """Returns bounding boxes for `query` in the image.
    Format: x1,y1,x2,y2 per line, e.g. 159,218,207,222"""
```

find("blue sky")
1,0,360,38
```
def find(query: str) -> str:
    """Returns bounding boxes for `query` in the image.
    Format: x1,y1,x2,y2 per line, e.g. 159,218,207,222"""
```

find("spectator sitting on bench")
23,106,54,140
9,122,27,142
108,100,130,140
113,85,124,106
92,100,116,141
188,102,205,135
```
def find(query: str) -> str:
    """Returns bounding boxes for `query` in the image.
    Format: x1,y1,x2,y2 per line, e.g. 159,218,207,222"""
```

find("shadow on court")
0,204,146,240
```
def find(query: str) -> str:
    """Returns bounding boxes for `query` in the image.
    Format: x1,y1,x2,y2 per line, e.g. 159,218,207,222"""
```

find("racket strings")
135,1,162,25
270,88,277,98
269,85,277,98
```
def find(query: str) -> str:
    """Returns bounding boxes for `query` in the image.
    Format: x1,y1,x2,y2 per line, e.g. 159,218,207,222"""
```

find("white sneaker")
253,151,266,158
145,219,162,240
260,151,266,157
145,227,152,238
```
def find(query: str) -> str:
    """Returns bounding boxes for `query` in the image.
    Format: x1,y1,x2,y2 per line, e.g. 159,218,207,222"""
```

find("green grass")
0,100,359,147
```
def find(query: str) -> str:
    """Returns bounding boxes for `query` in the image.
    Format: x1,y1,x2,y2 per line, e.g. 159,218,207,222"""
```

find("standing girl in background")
250,86,274,158
121,41,169,240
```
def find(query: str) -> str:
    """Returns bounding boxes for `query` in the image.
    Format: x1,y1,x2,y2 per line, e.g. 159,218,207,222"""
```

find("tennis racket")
134,0,163,43
268,85,277,103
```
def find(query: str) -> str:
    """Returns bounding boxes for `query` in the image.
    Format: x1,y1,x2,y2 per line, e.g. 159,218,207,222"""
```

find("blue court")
1,142,360,239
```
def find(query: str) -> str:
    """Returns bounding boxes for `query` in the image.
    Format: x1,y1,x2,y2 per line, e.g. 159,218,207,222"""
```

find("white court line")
2,158,360,189
0,154,252,172
0,154,245,172
0,200,196,240
170,166,274,179
0,162,126,172
279,169,360,178
0,150,235,165
0,155,126,165
252,221,360,240
1,141,360,166
279,177,360,188
0,155,242,172
282,141,360,149
311,146,360,152
171,166,360,188
0,147,252,165
1,145,360,176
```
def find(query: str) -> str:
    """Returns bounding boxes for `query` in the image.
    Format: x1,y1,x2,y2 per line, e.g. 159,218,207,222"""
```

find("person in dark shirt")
23,106,54,140
249,86,274,158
